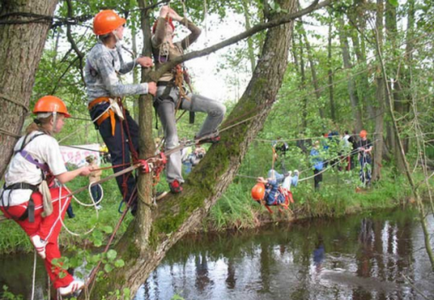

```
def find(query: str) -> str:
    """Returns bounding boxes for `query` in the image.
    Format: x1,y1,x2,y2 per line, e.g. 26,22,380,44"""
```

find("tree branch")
150,0,331,81
65,0,85,85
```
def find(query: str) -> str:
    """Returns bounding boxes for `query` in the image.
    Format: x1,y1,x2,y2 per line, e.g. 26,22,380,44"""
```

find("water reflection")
138,209,434,300
1,209,433,299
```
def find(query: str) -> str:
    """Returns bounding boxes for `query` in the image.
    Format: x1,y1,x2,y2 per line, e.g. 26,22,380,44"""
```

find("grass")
0,165,134,254
0,160,430,254
208,164,419,230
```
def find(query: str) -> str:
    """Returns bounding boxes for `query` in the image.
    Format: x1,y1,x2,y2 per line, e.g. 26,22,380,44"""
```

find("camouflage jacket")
84,41,148,104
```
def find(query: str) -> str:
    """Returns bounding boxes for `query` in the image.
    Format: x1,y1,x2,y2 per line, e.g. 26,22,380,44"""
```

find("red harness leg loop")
138,160,150,174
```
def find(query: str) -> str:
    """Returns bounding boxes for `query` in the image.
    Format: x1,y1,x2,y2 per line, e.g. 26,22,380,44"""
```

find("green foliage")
1,286,23,300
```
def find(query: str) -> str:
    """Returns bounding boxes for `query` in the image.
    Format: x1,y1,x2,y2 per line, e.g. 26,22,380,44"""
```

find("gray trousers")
156,86,226,183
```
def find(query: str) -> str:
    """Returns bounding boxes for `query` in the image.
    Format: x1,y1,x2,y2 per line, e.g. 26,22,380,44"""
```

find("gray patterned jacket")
84,41,148,104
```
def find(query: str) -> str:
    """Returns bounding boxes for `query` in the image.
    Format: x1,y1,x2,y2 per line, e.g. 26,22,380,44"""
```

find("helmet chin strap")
112,30,123,46
51,111,58,134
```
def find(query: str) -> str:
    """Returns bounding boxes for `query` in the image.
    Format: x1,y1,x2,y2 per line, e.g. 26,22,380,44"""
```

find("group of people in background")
310,129,373,190
251,130,374,208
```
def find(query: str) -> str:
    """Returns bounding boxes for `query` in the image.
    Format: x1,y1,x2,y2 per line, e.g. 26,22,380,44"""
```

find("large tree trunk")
301,23,325,119
0,0,58,178
327,14,336,121
372,0,385,181
90,0,298,297
386,1,406,173
291,30,308,130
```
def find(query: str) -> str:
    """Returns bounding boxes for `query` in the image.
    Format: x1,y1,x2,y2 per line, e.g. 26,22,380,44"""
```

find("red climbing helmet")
360,130,367,138
251,183,265,201
93,10,126,36
33,95,71,118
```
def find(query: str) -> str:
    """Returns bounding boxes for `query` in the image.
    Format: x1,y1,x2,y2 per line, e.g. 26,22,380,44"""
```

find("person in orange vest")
85,10,157,215
0,96,92,295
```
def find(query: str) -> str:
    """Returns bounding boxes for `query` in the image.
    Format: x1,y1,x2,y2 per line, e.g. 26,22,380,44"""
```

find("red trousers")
1,187,74,289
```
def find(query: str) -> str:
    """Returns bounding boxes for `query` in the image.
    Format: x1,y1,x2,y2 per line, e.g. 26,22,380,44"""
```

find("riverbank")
206,166,420,231
0,166,426,254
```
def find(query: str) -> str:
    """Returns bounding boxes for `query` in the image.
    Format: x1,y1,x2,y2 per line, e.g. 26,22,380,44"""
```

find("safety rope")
58,104,111,143
0,92,29,112
238,139,378,182
31,251,37,300
0,127,21,138
87,186,137,292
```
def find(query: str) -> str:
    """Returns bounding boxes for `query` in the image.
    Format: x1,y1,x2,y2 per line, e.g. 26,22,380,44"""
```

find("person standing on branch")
0,96,92,296
85,10,157,214
151,6,226,193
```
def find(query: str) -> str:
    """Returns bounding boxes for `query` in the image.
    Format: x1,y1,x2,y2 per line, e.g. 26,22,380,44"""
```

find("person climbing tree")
85,10,157,214
151,6,226,193
0,96,92,296
358,130,373,186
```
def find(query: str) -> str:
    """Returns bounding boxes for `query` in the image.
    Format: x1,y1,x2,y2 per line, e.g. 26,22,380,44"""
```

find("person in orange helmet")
85,10,157,215
358,130,373,184
0,96,92,295
253,168,298,206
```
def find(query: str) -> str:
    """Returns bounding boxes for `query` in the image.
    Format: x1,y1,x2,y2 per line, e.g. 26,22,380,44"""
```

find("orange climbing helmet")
33,95,71,118
93,10,126,36
359,130,367,138
251,183,266,201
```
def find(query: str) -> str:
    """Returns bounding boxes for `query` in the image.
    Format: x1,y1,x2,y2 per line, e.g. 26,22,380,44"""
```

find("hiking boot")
195,134,220,145
169,180,183,193
31,235,47,259
58,279,84,296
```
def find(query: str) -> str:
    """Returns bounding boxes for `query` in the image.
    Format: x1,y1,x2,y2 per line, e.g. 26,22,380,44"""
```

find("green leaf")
102,225,113,234
104,263,114,273
107,249,117,261
115,259,125,268
387,0,398,7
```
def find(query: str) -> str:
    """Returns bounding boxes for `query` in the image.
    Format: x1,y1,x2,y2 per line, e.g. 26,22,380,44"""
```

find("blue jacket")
264,180,285,205
310,148,324,171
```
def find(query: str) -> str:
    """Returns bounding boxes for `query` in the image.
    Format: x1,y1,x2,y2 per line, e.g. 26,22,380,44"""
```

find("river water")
1,208,433,299
137,209,434,300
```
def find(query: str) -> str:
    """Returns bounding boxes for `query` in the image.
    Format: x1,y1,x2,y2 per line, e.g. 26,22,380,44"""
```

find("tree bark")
132,27,139,122
327,14,336,121
372,0,385,181
241,0,256,72
90,0,298,297
337,16,363,133
292,30,308,129
300,21,324,119
385,1,406,173
0,0,58,178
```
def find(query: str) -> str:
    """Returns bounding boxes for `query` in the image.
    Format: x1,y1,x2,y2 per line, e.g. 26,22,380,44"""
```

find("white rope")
30,251,37,300
58,185,99,237
58,103,112,144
